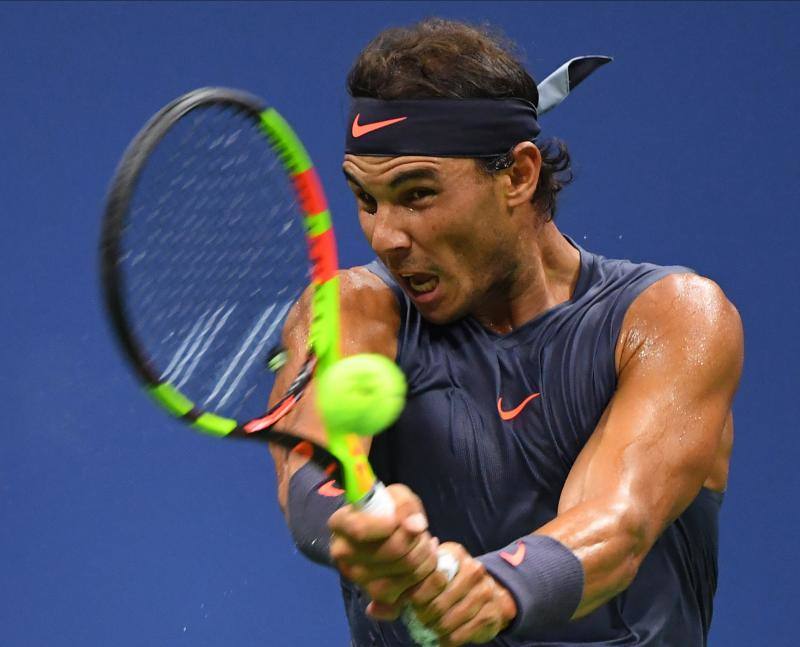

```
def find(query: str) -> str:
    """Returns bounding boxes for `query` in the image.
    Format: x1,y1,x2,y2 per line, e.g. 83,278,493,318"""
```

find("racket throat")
327,433,377,503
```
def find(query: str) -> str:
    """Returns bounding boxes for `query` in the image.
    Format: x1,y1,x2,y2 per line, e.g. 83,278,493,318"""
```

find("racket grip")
357,480,396,516
357,482,459,647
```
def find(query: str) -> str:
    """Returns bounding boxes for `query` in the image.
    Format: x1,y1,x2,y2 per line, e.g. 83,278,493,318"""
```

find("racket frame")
100,87,378,502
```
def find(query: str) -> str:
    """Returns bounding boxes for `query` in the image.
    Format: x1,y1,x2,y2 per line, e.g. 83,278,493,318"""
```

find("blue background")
2,2,797,645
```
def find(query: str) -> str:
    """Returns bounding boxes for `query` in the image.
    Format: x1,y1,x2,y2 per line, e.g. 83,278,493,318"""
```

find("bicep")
558,275,743,540
267,269,400,510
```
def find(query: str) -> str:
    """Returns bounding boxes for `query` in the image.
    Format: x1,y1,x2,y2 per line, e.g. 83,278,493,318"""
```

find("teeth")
409,276,437,293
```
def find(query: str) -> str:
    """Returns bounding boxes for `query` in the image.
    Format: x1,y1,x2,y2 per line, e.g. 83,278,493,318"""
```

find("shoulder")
623,272,741,336
283,265,399,356
617,272,744,381
338,266,401,359
339,265,398,314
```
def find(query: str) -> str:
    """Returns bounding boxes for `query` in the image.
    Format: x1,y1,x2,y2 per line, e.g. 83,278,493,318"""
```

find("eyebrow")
342,168,439,191
388,168,439,188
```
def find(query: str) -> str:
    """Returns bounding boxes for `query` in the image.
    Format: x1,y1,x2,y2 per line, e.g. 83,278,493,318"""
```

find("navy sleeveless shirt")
341,241,723,647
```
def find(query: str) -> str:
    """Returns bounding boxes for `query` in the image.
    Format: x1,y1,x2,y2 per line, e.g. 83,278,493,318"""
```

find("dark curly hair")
347,18,573,221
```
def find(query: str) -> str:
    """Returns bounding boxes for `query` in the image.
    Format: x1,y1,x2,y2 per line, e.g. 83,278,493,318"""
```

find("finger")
403,512,428,534
328,506,399,543
434,579,493,636
368,526,429,563
366,600,403,621
413,552,484,626
366,545,440,604
330,533,372,564
335,559,354,582
346,533,437,582
331,525,431,568
404,545,451,608
386,484,429,534
439,607,503,646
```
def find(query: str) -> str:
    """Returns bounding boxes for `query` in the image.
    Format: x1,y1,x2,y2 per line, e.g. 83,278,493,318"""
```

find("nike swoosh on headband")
351,114,408,138
345,55,611,157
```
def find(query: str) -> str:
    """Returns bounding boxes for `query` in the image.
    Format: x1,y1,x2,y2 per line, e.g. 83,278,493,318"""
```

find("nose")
367,206,412,257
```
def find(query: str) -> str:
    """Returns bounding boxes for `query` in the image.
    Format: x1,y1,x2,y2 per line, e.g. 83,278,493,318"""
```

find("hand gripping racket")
99,88,455,646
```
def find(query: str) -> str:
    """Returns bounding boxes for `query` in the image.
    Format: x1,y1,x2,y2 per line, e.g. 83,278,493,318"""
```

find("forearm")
476,495,647,638
535,495,649,618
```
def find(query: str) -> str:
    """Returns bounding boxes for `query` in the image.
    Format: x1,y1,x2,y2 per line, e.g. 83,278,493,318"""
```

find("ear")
505,142,542,208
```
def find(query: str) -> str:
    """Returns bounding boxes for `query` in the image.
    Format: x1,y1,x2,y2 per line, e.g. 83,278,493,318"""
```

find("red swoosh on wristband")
500,541,526,567
318,480,345,497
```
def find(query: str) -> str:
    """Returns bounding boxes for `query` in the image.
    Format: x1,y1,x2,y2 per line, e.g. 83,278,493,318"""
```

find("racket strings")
121,103,308,420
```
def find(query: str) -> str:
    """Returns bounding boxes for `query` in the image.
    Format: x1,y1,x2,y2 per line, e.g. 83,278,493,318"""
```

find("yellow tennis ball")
316,353,407,436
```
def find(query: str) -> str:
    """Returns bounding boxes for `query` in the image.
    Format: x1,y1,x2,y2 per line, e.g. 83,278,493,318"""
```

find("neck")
472,221,581,335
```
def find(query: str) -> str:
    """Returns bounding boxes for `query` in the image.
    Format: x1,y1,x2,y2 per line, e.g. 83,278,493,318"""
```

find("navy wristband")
477,534,584,637
287,460,344,566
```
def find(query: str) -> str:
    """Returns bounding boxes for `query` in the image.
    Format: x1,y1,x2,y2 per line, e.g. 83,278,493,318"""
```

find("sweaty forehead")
342,154,473,188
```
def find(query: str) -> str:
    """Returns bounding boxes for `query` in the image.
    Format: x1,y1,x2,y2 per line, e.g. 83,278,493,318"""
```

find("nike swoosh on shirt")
351,114,408,138
500,541,526,567
497,393,541,421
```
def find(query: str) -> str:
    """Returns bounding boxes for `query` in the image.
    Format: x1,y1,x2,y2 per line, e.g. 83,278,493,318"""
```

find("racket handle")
357,480,396,516
358,482,459,647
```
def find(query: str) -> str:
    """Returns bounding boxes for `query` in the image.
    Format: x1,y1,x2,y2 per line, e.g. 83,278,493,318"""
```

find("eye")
356,191,377,215
403,188,436,205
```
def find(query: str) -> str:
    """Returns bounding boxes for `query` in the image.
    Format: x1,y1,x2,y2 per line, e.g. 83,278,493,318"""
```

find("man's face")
342,154,521,324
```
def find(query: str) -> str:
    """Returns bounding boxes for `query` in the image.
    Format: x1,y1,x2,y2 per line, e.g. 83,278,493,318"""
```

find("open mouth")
399,272,440,298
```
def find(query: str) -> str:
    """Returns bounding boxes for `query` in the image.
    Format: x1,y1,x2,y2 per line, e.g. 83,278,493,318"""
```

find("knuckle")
437,608,462,634
349,521,369,543
386,483,411,500
417,600,442,624
429,597,448,620
408,491,424,509
431,569,450,590
411,547,437,576
409,577,442,606
440,541,465,558
408,587,431,606
376,578,405,604
399,574,420,597
476,611,498,635
464,559,484,583
480,581,494,602
366,580,391,602
458,559,477,581
398,551,420,574
379,538,402,562
393,533,421,562
348,565,368,584
329,541,348,561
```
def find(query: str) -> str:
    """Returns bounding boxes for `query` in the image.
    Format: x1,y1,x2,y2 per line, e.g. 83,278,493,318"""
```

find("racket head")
100,87,377,500
100,90,321,433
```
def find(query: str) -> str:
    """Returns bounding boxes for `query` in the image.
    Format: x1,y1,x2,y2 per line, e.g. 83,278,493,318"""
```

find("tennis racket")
99,87,454,646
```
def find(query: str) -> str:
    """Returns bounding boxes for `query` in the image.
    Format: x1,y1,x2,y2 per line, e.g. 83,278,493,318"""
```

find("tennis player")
269,18,742,647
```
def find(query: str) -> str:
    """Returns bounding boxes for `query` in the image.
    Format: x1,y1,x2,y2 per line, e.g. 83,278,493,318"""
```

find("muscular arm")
538,273,743,618
266,267,399,511
270,268,442,583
